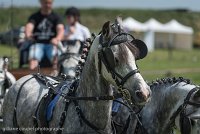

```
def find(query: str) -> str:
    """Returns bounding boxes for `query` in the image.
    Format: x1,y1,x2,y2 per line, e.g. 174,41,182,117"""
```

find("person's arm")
51,24,64,46
56,24,65,41
25,22,34,40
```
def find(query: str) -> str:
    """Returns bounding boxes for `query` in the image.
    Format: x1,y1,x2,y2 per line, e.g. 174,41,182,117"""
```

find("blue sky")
1,0,200,11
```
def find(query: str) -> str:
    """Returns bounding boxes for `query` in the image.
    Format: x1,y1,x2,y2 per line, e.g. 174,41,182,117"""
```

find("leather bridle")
98,32,140,105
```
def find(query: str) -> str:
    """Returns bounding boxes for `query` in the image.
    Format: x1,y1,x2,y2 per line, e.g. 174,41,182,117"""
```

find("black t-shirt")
28,11,63,44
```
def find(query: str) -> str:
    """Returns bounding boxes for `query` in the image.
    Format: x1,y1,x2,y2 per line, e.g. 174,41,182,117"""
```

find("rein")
34,73,123,102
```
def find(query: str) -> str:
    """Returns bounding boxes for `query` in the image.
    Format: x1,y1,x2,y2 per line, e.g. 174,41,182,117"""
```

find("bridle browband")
168,86,200,133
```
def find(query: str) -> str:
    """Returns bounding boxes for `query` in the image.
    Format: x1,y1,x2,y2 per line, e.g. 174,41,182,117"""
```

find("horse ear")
132,39,148,60
115,16,123,28
102,21,111,38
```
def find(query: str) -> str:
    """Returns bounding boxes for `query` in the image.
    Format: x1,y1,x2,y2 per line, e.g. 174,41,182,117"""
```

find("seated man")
25,0,64,70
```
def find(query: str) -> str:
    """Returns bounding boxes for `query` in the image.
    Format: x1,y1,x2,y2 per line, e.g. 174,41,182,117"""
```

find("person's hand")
69,25,76,34
51,38,59,46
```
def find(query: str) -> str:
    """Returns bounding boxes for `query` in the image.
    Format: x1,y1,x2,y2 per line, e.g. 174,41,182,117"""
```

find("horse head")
179,87,200,134
58,41,82,79
92,18,151,105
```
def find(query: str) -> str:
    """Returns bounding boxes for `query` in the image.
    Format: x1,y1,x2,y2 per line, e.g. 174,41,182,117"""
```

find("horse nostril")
135,90,146,101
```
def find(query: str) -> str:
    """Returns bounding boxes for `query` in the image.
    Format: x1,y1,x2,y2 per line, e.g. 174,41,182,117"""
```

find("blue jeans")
29,43,58,62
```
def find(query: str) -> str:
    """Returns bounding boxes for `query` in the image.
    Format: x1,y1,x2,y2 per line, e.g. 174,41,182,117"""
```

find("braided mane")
149,77,192,88
74,37,94,79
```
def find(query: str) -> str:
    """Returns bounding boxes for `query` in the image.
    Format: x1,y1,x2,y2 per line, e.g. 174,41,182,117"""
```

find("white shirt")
65,22,91,42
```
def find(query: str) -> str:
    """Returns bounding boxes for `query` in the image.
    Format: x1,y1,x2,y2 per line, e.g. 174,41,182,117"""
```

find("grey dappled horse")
0,57,16,118
113,77,200,134
58,41,82,78
3,19,151,134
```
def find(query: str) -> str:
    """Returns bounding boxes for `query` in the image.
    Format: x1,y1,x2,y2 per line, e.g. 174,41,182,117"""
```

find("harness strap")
33,94,44,134
120,115,131,134
168,87,200,130
13,76,34,134
186,101,200,107
170,87,199,121
135,114,148,134
64,93,122,101
56,100,72,134
120,69,139,86
56,80,79,134
73,100,101,132
111,99,148,134
98,52,102,75
184,87,199,103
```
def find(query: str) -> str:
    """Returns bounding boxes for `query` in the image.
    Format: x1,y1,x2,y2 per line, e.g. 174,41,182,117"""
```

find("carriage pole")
9,0,14,69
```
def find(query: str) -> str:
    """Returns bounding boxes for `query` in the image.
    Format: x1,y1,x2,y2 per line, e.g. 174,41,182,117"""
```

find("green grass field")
0,44,19,68
0,44,200,84
137,49,200,84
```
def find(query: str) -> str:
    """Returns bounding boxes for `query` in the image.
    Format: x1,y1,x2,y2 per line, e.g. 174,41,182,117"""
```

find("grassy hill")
1,7,200,46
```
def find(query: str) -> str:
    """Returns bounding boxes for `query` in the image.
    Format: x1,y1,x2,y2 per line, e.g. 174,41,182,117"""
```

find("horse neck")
76,43,113,130
141,79,196,133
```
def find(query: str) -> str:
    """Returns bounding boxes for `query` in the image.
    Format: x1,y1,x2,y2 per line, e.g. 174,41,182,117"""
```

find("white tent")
122,17,194,51
164,19,193,34
143,18,166,32
162,20,193,50
122,17,146,32
143,18,167,51
143,18,193,51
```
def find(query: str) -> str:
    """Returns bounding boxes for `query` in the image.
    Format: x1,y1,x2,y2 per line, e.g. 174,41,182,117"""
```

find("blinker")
102,48,116,69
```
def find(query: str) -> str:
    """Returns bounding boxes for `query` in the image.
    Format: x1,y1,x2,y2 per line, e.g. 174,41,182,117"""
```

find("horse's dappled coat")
2,18,150,134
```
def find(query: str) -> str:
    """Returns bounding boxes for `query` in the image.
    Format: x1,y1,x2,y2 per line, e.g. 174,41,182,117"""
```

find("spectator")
25,0,64,70
63,7,91,42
